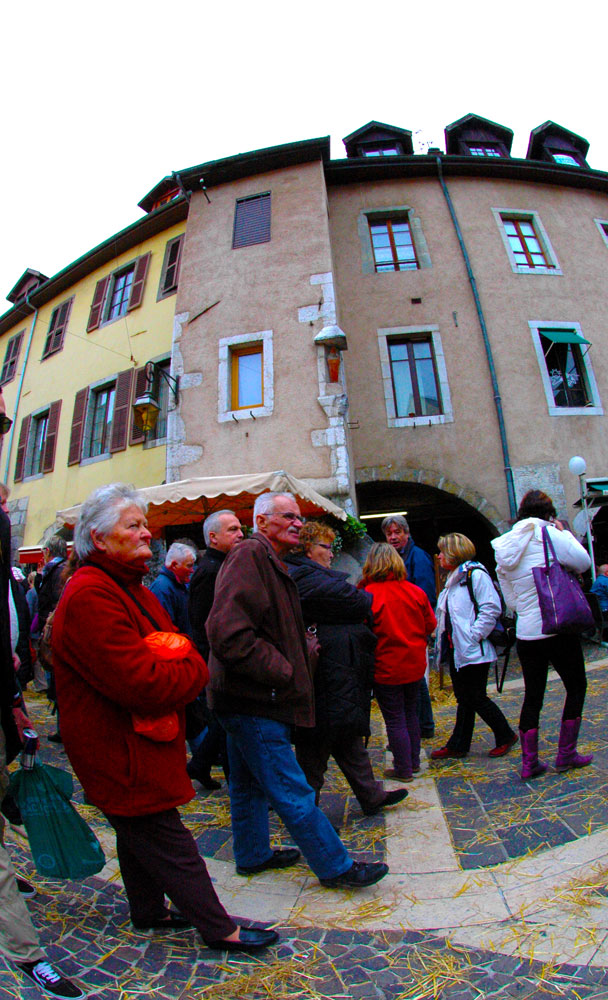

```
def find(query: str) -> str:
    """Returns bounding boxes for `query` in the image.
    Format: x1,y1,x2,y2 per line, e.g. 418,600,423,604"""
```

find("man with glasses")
206,492,388,889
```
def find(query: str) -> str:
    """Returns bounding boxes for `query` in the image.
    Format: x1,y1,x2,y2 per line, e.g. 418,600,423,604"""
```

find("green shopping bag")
9,762,105,879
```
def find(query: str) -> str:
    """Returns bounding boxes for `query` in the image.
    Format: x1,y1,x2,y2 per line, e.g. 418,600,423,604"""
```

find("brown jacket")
206,534,314,726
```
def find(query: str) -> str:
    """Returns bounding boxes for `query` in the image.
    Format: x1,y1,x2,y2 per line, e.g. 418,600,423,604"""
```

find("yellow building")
0,194,187,555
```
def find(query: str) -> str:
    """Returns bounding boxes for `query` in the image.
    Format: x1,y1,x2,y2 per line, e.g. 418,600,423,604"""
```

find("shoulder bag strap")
541,525,558,568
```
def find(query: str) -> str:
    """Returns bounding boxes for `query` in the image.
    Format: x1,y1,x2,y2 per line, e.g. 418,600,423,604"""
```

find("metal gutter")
435,155,517,519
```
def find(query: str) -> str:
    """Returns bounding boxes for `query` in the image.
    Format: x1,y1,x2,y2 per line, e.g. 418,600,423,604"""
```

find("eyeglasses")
271,511,302,523
315,543,333,551
0,414,13,435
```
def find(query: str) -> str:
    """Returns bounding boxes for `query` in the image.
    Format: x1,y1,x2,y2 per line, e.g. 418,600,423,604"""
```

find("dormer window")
526,122,589,168
444,114,513,158
468,145,503,157
361,144,402,157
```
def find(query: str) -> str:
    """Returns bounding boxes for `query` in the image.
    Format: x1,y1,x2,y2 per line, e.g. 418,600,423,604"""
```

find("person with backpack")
431,533,517,761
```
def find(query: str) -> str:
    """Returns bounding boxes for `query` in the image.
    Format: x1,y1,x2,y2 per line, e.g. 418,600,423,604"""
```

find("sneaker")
237,847,301,875
320,860,389,888
16,876,36,897
18,960,86,999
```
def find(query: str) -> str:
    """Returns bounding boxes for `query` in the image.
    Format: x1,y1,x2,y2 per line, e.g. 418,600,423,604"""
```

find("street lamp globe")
569,456,587,477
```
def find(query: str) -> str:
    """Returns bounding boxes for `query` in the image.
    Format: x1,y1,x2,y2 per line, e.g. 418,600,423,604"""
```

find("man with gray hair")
382,513,436,739
186,511,244,789
149,542,197,636
206,491,388,889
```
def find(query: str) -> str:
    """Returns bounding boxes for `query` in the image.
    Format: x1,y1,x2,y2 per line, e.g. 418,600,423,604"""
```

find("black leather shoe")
206,927,280,952
132,911,191,930
320,860,389,888
186,763,221,790
47,732,63,744
16,877,36,897
361,788,408,816
237,847,301,875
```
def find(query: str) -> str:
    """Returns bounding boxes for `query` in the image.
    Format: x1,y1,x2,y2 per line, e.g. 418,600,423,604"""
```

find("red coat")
52,552,208,816
364,579,436,685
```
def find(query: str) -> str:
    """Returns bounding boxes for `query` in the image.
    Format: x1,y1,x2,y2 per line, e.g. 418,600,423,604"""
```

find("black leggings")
517,634,587,732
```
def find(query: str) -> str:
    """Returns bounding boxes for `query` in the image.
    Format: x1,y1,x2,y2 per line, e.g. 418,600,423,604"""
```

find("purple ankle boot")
519,729,548,780
555,717,593,773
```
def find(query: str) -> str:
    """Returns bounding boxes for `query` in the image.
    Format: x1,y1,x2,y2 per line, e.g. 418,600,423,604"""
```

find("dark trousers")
295,735,385,811
374,680,420,778
416,675,435,735
447,659,514,754
517,635,587,732
189,711,230,781
105,808,236,943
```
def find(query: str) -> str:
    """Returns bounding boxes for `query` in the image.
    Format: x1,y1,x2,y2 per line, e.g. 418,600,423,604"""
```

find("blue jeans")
217,714,351,881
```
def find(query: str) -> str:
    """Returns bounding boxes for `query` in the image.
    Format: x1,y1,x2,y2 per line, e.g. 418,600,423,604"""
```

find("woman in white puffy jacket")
431,533,516,761
492,490,592,780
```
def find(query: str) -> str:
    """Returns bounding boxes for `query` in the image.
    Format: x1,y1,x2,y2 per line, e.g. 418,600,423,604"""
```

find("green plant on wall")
331,513,367,554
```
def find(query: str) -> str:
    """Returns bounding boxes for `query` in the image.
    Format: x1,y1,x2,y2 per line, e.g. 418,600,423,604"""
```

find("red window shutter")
14,414,31,483
87,277,110,332
129,366,149,445
1,330,24,385
42,400,62,473
109,369,134,453
232,194,271,249
68,387,89,466
127,253,150,312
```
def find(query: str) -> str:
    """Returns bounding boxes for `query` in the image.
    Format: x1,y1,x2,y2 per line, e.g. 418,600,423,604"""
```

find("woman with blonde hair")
360,542,436,782
431,533,516,761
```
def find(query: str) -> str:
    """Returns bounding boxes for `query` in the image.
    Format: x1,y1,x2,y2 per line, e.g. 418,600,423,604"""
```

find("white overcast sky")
1,0,604,311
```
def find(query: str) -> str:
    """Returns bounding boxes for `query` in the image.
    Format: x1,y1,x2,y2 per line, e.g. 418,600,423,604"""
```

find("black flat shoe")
320,860,389,888
206,927,279,952
132,911,191,930
236,847,300,875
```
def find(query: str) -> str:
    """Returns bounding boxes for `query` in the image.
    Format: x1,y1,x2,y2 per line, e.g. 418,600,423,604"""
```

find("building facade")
4,114,608,563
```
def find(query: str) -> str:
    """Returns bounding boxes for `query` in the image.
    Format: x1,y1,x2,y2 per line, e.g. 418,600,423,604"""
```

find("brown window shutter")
157,236,183,299
129,366,149,445
14,414,31,482
87,277,109,332
1,330,24,385
68,387,89,466
232,193,271,249
109,369,134,452
42,400,62,473
127,253,150,311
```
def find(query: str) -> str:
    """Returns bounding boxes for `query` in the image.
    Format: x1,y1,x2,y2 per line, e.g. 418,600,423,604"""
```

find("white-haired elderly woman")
52,483,278,954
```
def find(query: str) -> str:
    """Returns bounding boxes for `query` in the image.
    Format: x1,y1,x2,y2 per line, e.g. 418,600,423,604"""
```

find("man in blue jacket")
150,542,197,635
382,515,436,738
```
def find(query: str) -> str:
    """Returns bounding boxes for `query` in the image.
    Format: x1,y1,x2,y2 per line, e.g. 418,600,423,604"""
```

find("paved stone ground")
2,643,608,999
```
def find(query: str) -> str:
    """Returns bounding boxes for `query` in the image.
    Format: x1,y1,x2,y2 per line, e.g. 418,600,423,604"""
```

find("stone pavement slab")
2,651,608,998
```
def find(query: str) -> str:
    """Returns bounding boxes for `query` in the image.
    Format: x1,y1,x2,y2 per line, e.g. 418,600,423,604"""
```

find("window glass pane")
414,358,441,415
391,357,415,417
89,385,115,456
236,351,263,407
543,339,589,407
26,413,48,476
553,153,578,165
107,269,134,321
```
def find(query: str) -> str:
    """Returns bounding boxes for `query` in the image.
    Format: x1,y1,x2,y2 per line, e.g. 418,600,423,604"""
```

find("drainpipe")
435,155,517,519
4,297,38,482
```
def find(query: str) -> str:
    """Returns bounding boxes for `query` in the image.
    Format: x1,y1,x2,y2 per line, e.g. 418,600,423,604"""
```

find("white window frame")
218,329,274,423
529,320,602,417
80,374,117,465
492,208,562,276
594,219,608,249
22,406,50,482
377,324,453,428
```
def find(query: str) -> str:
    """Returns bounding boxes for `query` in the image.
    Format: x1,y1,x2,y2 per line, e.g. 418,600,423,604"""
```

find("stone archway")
355,464,510,571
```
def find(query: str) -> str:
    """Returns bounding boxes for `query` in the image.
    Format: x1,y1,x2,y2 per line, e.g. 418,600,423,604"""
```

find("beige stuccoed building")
166,116,608,563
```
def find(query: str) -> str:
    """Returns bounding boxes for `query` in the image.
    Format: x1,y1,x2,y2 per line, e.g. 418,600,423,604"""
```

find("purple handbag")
532,527,594,635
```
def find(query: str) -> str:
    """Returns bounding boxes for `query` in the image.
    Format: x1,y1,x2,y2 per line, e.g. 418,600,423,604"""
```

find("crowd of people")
0,438,599,997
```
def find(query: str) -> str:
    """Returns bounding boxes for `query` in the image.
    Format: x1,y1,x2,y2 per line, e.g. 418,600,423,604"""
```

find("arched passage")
356,467,508,571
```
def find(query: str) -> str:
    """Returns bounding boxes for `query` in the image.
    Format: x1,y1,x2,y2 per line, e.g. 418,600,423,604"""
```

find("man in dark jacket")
382,514,436,738
36,536,68,632
186,511,243,788
206,491,388,890
149,542,196,635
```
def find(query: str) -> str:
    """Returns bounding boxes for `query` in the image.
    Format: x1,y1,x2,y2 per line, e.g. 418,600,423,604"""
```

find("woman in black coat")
286,522,408,818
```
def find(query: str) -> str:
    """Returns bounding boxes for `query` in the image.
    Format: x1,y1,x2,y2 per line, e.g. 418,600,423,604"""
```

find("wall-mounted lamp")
132,361,179,434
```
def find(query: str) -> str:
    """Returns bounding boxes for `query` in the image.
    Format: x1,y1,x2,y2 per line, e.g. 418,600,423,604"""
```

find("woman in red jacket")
361,543,436,781
52,483,277,954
